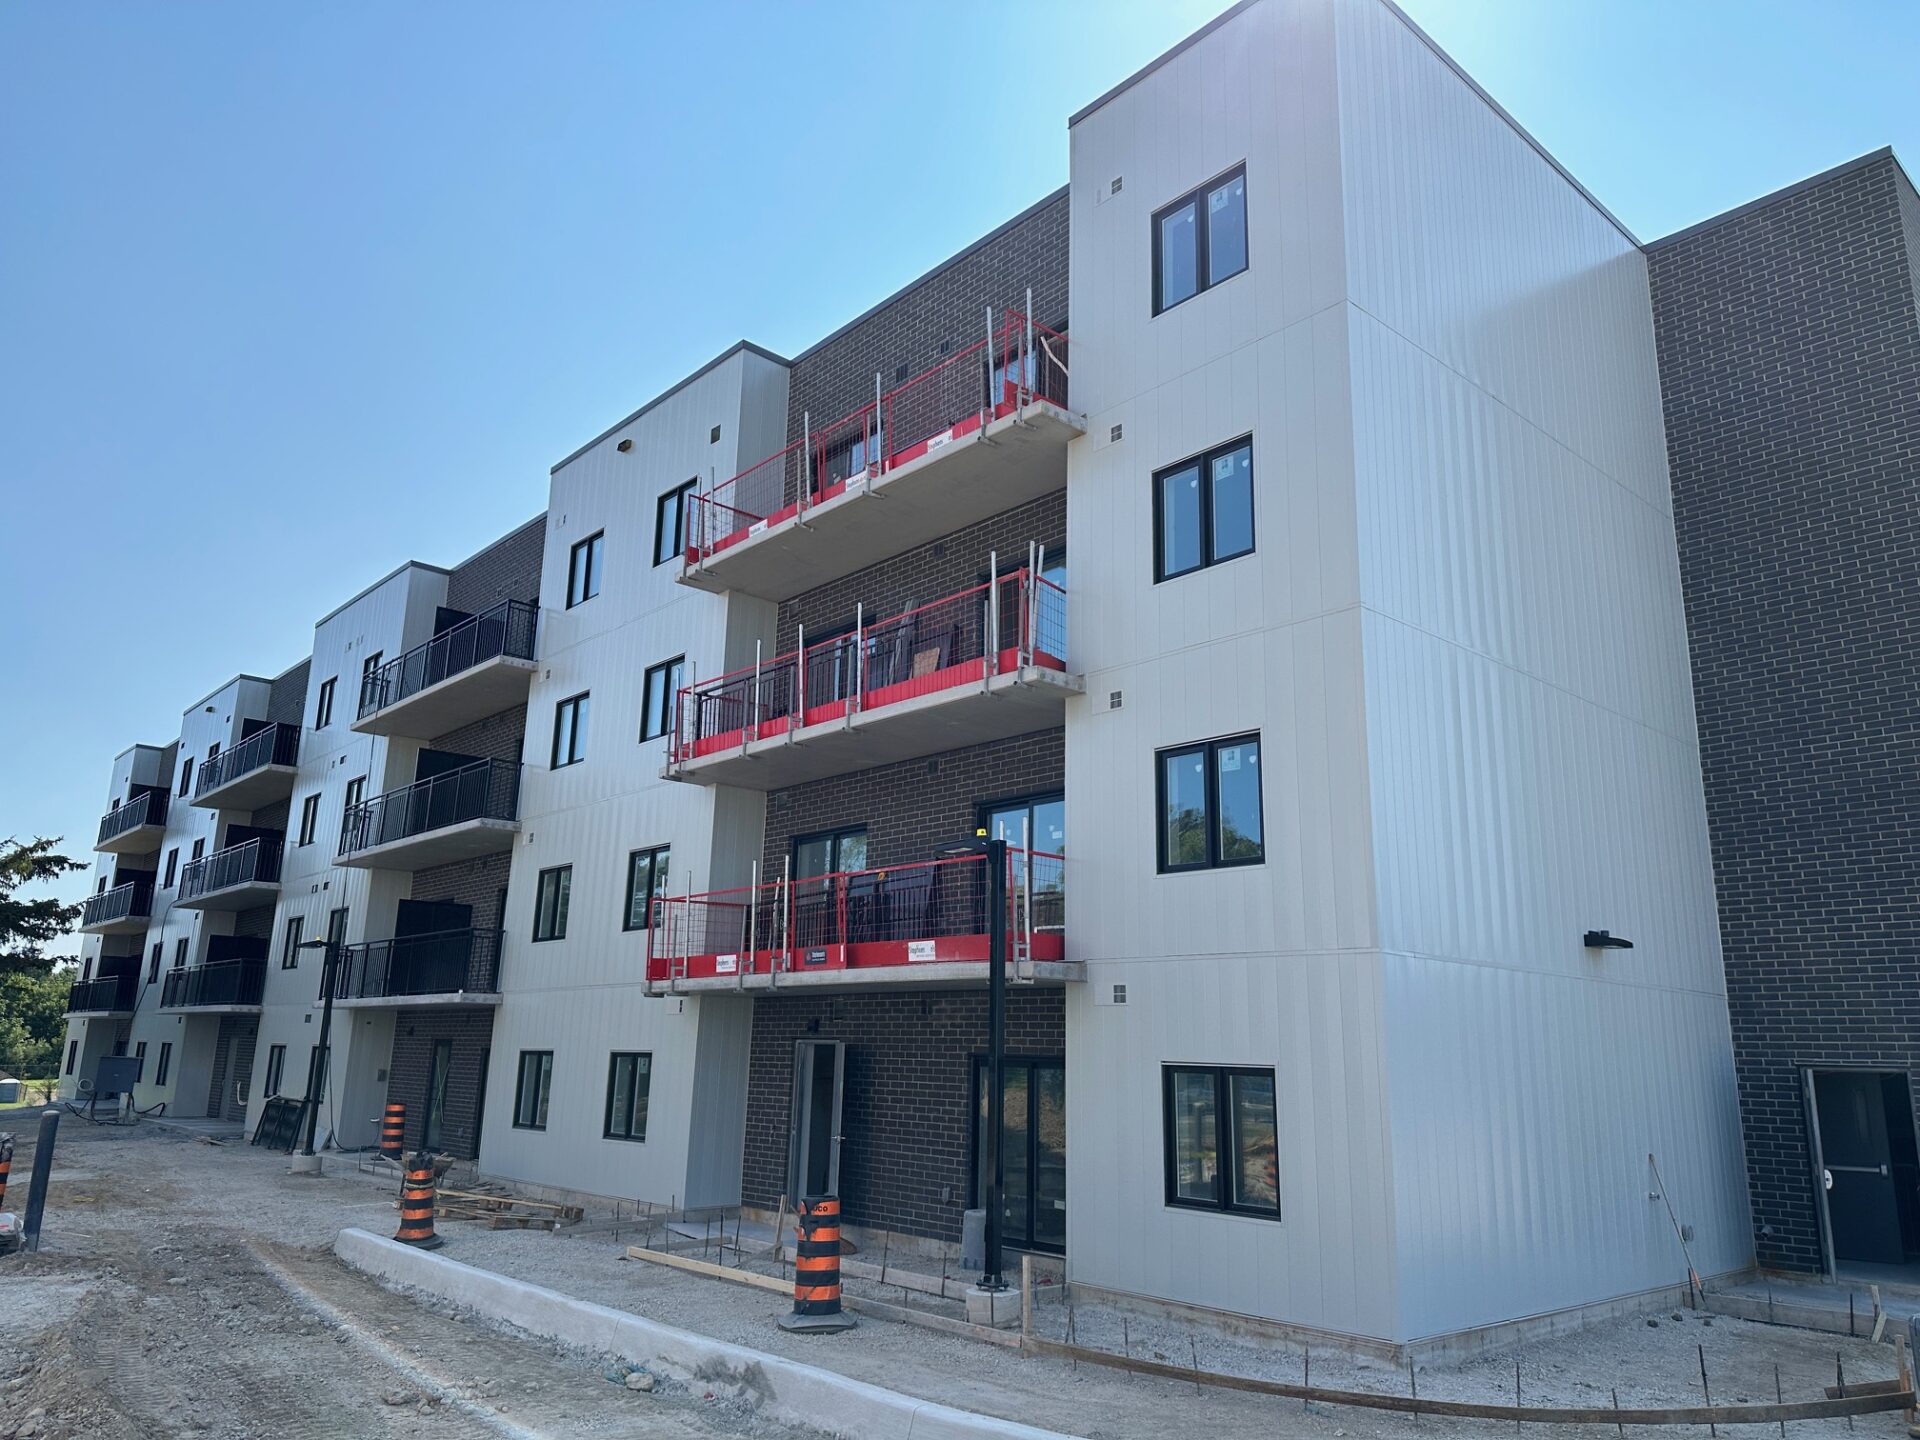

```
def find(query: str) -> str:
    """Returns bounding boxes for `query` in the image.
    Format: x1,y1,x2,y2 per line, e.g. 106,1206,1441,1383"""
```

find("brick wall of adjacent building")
386,1007,495,1159
774,492,1066,653
408,704,526,930
1648,150,1920,1272
266,660,310,727
444,514,547,614
740,988,1064,1240
762,729,1062,879
780,189,1069,505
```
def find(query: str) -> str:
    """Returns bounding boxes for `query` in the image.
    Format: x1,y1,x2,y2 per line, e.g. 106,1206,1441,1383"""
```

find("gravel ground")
1,1112,1913,1440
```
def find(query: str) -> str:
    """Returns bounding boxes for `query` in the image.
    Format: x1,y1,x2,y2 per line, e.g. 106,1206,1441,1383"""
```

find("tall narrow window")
163,848,179,889
655,479,698,566
603,1052,651,1141
623,845,671,931
1156,734,1264,872
327,906,349,955
148,942,162,983
191,838,204,863
173,937,189,969
134,1040,148,1081
282,914,305,969
1152,164,1248,315
342,775,366,826
568,531,604,607
1154,437,1253,582
533,865,572,941
178,756,194,797
551,692,590,768
1162,1064,1280,1218
298,793,321,846
156,1042,173,1087
308,1044,331,1102
264,1044,286,1097
640,657,684,742
513,1050,553,1130
65,1040,78,1076
314,676,337,729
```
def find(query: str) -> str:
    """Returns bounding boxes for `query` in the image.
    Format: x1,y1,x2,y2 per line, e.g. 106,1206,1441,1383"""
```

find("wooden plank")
626,1245,791,1295
1822,1378,1904,1399
1018,1336,1913,1426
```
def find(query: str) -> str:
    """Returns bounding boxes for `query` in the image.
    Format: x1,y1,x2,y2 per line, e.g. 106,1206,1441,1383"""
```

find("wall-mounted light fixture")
1584,930,1634,950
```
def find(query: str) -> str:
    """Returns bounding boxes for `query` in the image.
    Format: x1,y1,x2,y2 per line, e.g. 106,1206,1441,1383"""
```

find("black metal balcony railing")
97,790,168,848
195,723,299,800
162,957,267,1009
178,837,284,903
357,599,539,721
67,972,138,1014
82,880,154,929
338,759,521,858
332,928,502,1001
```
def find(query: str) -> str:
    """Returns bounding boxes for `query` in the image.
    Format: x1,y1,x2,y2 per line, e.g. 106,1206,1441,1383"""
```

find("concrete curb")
334,1228,1078,1440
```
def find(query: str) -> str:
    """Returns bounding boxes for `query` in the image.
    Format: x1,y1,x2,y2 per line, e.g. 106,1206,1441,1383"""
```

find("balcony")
336,759,521,871
330,928,503,1006
95,790,168,855
80,881,154,935
681,310,1078,602
66,971,138,1017
667,568,1077,790
354,599,539,738
192,724,301,810
177,838,284,911
160,958,266,1011
647,850,1072,994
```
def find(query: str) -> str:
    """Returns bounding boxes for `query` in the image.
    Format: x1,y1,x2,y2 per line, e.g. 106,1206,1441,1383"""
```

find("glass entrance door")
423,1039,453,1150
974,1056,1066,1254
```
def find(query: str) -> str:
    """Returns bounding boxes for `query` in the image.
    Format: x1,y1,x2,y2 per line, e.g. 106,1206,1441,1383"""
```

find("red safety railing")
668,562,1067,766
686,308,1069,564
646,848,1064,987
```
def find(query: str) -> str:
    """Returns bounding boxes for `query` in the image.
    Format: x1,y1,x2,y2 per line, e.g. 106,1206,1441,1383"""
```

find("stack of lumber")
433,1184,583,1231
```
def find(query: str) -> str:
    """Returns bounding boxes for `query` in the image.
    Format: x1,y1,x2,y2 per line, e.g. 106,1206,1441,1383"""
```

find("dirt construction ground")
1,1111,1915,1440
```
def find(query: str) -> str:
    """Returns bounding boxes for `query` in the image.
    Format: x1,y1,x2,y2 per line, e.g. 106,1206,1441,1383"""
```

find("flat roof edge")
313,559,450,629
550,340,790,475
1646,146,1901,250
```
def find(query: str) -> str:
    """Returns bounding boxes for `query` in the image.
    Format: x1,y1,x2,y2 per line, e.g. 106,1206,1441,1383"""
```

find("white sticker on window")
1221,747,1242,772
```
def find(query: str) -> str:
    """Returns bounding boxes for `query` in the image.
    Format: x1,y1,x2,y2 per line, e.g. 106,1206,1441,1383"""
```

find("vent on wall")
1108,690,1124,711
1109,423,1123,444
1112,984,1127,1004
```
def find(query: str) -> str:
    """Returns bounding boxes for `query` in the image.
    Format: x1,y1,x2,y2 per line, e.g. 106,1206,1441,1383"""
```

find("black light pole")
981,833,1008,1292
295,936,343,1162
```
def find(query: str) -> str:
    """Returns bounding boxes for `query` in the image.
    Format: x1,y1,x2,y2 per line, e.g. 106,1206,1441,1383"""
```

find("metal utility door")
788,1040,845,1201
1809,1070,1906,1267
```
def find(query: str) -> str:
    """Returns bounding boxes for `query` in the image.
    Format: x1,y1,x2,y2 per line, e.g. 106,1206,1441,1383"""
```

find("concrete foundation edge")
333,1227,1074,1440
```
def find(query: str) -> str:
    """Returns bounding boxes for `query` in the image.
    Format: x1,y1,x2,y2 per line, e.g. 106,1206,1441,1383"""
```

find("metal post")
20,1108,59,1253
301,941,341,1160
744,860,759,987
852,603,864,717
874,374,884,474
749,640,762,750
987,551,999,677
776,856,792,982
796,623,807,727
1033,541,1047,660
984,307,995,425
982,836,1008,1291
1024,287,1035,411
800,412,811,517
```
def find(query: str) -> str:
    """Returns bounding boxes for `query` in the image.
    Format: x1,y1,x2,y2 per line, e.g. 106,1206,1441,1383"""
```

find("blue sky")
4,1,1916,919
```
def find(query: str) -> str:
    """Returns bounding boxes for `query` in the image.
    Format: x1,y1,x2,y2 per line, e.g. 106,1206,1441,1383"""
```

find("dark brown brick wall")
774,492,1065,653
445,514,546,615
266,661,310,727
762,729,1062,879
388,1007,496,1160
410,705,526,928
741,989,1064,1240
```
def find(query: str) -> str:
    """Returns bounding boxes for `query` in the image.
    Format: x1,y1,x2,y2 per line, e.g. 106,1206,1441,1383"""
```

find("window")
178,755,194,797
163,847,179,889
551,692,590,768
1152,164,1248,314
134,1041,148,1081
314,676,337,728
655,480,697,566
513,1050,554,1130
207,741,221,763
327,906,349,956
173,937,189,969
361,650,383,686
156,1042,173,1087
623,845,671,931
603,1052,651,1141
1154,437,1254,582
1157,734,1264,872
147,942,162,984
639,657,684,742
96,875,108,894
264,1044,286,1098
568,531,604,606
190,838,204,864
342,775,366,825
532,865,571,941
308,1043,331,1102
65,1040,78,1075
1162,1064,1279,1218
282,915,304,969
793,826,867,880
297,793,321,846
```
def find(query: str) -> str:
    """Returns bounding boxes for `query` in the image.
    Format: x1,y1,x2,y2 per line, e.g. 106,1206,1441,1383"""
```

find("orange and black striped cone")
394,1150,443,1250
379,1103,406,1163
778,1194,855,1333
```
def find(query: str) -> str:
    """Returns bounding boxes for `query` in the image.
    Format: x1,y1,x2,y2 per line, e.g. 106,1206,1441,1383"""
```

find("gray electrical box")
92,1055,141,1096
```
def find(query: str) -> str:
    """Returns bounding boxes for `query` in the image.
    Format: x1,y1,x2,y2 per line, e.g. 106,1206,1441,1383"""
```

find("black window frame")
1161,1063,1281,1219
156,1041,172,1087
342,775,366,825
532,864,572,942
551,691,590,769
281,914,304,969
1151,163,1249,316
654,479,697,567
315,676,337,729
65,1039,77,1075
361,650,383,687
602,1051,652,1142
148,942,162,984
1155,732,1265,873
264,1043,286,1098
134,1039,147,1081
163,847,179,889
639,656,684,743
791,825,868,880
173,937,189,969
178,756,194,797
297,792,321,846
623,844,671,932
190,837,204,863
568,530,604,607
1152,435,1255,583
512,1049,554,1130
